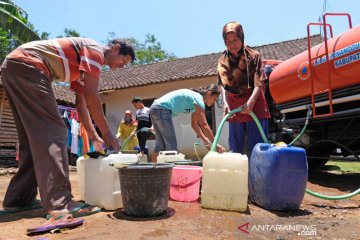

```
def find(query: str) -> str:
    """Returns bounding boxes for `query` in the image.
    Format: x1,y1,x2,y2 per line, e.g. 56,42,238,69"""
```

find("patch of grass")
324,160,360,173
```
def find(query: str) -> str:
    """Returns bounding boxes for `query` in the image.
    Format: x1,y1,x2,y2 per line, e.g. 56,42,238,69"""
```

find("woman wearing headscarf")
217,22,270,155
116,110,139,151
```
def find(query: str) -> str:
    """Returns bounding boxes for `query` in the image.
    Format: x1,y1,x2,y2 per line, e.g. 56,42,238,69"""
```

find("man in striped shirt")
0,37,135,218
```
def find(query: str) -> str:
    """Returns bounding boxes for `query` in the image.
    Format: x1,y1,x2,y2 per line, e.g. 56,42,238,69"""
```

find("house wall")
0,86,18,163
100,76,229,159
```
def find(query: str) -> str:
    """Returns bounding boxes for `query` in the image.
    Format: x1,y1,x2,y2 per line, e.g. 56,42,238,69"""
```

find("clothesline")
58,105,76,111
58,105,79,122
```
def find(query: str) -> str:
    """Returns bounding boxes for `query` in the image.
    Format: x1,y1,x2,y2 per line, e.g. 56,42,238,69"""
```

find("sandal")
27,214,83,234
46,202,101,220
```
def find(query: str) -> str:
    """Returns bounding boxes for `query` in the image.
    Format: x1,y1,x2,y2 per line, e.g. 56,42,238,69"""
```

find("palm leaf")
0,1,39,42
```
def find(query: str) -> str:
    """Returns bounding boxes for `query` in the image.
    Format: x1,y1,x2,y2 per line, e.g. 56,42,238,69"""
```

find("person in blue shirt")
150,84,226,162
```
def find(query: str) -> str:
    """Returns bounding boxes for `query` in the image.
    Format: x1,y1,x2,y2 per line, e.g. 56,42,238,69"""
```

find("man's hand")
92,137,105,152
102,131,120,151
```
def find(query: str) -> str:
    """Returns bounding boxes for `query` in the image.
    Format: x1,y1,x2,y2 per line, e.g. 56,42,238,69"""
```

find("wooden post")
0,87,5,127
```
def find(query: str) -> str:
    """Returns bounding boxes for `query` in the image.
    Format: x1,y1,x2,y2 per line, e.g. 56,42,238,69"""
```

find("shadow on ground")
0,209,45,223
111,207,176,221
308,169,360,192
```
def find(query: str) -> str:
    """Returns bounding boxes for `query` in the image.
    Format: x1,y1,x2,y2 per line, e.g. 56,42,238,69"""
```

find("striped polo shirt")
7,37,104,93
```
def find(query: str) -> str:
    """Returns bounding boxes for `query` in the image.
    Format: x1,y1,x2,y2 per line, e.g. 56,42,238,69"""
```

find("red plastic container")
170,165,203,202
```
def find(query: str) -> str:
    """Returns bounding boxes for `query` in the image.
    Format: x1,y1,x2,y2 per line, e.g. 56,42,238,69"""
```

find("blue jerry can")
249,143,308,210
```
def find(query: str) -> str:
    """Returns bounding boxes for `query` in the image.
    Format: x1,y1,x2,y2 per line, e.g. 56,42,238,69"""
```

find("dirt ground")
0,167,359,240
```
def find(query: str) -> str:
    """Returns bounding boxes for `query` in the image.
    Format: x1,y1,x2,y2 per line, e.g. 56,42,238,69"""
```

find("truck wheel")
306,141,333,168
306,139,360,169
306,149,330,168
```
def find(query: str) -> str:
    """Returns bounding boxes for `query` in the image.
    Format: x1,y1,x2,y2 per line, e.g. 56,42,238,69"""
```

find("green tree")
0,0,41,62
56,28,80,38
0,0,39,42
107,32,176,66
0,28,14,61
40,31,50,40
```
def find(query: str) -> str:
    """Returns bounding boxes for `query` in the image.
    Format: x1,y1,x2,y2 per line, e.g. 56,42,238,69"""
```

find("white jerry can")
77,153,138,210
201,151,248,212
157,151,185,163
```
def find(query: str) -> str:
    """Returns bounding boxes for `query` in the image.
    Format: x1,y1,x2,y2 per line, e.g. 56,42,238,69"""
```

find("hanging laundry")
80,124,90,153
71,118,80,154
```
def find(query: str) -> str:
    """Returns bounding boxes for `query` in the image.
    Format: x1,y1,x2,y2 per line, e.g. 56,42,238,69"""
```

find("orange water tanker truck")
267,13,360,167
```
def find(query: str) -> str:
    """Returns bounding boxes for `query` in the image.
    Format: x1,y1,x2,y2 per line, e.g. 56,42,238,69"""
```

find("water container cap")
275,142,287,147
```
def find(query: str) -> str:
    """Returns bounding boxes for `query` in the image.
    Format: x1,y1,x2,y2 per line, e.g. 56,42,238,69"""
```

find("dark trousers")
228,119,268,155
137,131,150,154
1,59,73,212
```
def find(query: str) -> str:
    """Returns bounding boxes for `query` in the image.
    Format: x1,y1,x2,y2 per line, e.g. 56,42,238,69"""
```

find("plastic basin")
170,165,203,202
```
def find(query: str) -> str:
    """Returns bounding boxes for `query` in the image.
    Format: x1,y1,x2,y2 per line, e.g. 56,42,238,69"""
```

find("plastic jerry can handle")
159,151,178,156
259,144,270,151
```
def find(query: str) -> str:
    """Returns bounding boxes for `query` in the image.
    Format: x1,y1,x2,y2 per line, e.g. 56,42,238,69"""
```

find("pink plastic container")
170,165,203,202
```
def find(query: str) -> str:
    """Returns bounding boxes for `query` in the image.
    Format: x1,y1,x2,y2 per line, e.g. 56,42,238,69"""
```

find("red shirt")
7,37,104,94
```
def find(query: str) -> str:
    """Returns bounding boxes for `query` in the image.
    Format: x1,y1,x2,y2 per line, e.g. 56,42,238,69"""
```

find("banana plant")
0,0,39,43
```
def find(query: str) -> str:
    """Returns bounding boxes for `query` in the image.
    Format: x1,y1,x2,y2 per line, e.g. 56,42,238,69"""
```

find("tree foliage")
0,0,41,62
0,28,17,62
107,32,176,66
56,28,80,38
0,0,39,43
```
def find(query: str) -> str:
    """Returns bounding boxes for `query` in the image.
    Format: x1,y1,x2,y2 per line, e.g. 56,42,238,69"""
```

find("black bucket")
117,163,174,217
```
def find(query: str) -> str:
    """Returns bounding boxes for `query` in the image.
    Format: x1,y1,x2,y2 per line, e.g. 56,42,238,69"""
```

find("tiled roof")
0,78,75,105
52,83,76,105
100,52,221,91
99,35,323,91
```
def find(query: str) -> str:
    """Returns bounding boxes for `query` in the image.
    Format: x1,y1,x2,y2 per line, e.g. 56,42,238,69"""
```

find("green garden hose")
194,143,202,161
288,108,312,146
211,108,267,152
120,127,154,151
210,107,360,200
305,188,360,200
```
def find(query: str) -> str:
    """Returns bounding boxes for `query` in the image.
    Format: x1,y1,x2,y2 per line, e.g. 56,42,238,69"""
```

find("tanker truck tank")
269,24,360,105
